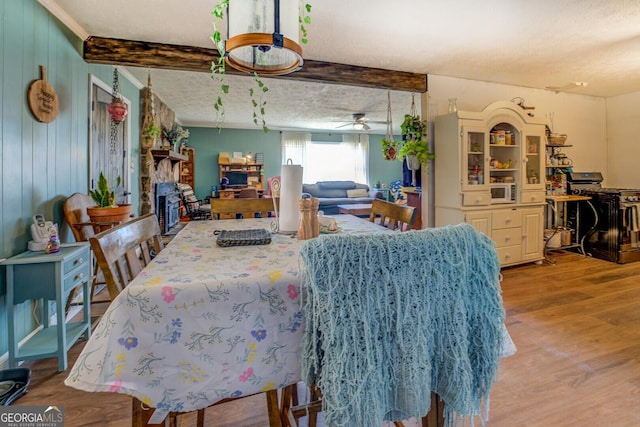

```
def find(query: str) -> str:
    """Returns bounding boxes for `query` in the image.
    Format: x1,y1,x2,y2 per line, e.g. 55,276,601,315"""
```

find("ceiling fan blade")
335,123,353,129
546,82,588,93
363,123,371,130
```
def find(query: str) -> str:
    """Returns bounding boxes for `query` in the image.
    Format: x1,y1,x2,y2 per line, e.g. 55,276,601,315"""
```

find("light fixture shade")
226,0,303,75
353,123,364,131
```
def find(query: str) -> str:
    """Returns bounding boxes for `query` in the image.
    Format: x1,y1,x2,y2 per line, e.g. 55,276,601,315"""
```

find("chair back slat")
368,198,416,231
210,198,278,220
89,213,164,301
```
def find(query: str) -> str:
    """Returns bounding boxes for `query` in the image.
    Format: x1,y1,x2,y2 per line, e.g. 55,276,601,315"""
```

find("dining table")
64,214,390,426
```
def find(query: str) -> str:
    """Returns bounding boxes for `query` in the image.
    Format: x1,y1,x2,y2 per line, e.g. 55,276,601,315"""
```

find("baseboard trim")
0,325,45,369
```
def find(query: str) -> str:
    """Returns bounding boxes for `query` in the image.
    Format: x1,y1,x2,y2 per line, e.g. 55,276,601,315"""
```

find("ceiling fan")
334,113,387,131
545,81,589,93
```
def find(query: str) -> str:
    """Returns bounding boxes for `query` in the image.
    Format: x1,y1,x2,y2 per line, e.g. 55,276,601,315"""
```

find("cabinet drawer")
496,245,522,265
219,191,235,199
63,263,90,294
492,209,522,229
492,227,522,248
462,192,491,206
62,246,90,275
521,191,546,204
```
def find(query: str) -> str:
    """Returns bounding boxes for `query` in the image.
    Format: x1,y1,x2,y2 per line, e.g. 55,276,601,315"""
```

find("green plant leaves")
89,172,121,207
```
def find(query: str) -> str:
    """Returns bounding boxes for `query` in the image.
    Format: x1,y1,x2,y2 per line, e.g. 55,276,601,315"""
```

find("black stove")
566,171,604,194
567,172,640,263
155,182,181,235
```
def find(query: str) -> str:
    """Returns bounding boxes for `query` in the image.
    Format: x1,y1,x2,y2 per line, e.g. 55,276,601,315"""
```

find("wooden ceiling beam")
83,36,427,93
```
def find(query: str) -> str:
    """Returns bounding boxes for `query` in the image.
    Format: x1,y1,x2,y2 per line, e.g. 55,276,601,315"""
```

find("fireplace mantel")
151,149,188,167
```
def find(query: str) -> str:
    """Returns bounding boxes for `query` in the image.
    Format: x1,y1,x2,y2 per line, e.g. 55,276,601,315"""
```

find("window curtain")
282,131,311,181
342,133,369,184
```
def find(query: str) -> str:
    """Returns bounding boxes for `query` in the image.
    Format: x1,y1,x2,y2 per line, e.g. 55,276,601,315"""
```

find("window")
282,132,369,184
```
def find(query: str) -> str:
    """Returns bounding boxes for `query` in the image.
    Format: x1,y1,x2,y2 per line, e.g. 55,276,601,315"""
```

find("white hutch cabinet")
434,101,546,267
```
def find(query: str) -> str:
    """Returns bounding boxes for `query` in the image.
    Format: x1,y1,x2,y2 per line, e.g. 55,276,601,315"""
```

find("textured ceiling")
41,0,640,133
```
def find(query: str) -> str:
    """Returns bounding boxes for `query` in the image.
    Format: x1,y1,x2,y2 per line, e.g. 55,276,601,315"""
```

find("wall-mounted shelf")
151,149,187,167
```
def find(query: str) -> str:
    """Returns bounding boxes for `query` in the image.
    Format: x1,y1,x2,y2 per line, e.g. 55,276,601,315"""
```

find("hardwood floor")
8,252,640,426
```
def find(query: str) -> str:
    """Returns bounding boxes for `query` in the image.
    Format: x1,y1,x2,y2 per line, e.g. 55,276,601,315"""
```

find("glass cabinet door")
462,127,488,191
523,134,544,189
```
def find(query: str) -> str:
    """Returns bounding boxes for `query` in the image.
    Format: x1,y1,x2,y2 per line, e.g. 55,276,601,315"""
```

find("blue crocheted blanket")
299,223,504,426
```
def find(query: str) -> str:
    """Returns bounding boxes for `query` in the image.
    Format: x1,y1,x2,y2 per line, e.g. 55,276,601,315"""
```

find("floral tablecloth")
65,215,387,421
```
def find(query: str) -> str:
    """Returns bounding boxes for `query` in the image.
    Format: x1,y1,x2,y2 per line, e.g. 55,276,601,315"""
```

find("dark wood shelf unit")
179,147,195,189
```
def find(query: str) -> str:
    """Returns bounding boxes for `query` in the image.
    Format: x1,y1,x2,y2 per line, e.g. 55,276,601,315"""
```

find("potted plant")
107,98,128,123
162,123,190,152
142,121,161,148
398,113,435,167
87,172,132,231
380,137,398,160
398,137,435,167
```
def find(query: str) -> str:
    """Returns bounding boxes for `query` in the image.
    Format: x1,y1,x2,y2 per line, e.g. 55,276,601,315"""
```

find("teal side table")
2,244,91,371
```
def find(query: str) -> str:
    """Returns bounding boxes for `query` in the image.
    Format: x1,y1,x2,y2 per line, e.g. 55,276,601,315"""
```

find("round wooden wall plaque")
28,65,59,123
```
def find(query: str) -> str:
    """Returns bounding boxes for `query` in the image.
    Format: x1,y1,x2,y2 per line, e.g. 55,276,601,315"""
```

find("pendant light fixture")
225,0,303,75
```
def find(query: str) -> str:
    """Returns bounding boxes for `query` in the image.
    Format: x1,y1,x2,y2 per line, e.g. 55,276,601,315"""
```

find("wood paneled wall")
0,0,141,359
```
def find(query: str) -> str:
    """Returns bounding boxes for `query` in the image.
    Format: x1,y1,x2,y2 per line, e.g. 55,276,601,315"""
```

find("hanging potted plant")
398,95,435,168
87,172,132,232
381,138,398,160
108,68,128,123
398,136,435,167
141,72,160,149
107,98,128,123
142,121,161,149
398,94,435,186
380,90,398,160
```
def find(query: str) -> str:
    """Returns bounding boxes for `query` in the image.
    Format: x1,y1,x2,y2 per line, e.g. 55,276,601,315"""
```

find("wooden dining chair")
238,187,259,198
368,198,416,231
210,197,278,220
266,176,281,198
63,193,123,311
89,213,164,301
